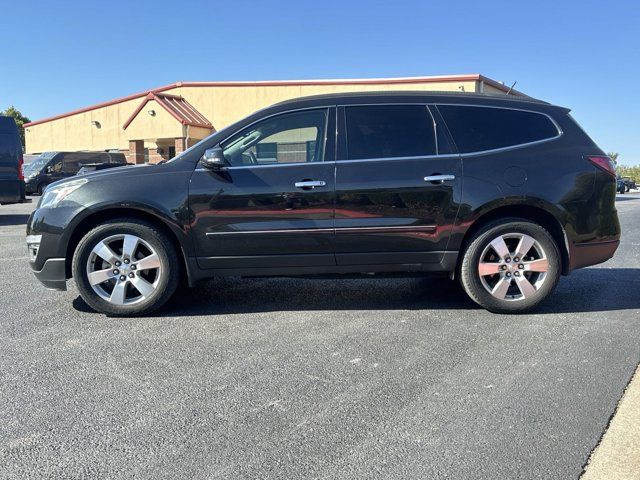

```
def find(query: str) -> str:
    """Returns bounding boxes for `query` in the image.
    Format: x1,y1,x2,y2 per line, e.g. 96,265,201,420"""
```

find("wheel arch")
458,202,570,275
64,207,192,285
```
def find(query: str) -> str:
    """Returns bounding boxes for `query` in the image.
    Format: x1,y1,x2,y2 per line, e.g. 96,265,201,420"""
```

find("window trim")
434,103,563,157
341,103,439,162
219,106,332,169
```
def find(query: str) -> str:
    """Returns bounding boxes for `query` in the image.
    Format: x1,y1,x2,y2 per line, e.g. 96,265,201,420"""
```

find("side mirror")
200,147,227,170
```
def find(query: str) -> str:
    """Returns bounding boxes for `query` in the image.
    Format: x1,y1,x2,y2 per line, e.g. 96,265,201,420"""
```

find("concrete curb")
581,363,640,480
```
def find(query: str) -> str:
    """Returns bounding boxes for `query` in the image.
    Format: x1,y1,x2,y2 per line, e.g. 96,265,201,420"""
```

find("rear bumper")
30,258,67,291
0,180,25,203
568,239,619,272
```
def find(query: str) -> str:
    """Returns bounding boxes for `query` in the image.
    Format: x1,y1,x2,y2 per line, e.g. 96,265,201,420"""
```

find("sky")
1,0,638,164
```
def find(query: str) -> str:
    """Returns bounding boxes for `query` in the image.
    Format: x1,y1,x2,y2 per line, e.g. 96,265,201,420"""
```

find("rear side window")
345,105,436,160
437,105,559,154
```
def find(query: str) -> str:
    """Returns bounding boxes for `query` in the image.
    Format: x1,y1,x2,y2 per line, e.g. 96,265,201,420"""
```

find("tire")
36,183,45,196
459,218,561,313
72,218,180,316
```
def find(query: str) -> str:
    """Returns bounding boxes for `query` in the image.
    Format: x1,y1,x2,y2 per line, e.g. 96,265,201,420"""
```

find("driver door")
189,107,336,270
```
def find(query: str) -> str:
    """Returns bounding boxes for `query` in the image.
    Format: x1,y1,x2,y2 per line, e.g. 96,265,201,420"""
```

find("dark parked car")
77,162,131,175
26,92,620,315
0,116,25,204
617,176,636,193
24,151,127,195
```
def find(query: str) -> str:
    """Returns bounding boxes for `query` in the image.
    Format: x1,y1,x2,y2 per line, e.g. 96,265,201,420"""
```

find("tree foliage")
1,106,30,148
616,164,640,180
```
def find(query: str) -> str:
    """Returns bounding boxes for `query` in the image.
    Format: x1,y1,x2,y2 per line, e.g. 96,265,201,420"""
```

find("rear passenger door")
334,104,462,266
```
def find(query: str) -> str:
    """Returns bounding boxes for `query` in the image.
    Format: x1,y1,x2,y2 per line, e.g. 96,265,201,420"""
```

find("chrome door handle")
424,174,455,183
294,180,326,189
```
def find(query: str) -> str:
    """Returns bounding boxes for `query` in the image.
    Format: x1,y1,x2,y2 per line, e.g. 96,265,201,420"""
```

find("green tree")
607,152,619,165
1,106,31,148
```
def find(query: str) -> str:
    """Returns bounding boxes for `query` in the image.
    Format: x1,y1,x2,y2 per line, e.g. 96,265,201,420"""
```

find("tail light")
586,155,616,177
17,154,24,181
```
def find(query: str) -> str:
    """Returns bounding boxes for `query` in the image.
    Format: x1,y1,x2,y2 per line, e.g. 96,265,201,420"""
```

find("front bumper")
24,179,38,195
31,258,67,291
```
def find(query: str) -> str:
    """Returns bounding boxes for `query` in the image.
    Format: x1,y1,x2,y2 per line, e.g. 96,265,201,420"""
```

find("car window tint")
61,154,83,173
345,105,436,160
222,109,327,166
437,105,559,153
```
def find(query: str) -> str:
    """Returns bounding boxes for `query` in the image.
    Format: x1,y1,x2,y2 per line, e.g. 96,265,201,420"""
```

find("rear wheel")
460,218,561,313
72,219,180,316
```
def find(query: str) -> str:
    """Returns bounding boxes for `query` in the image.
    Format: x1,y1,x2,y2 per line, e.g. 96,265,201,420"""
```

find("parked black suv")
24,151,127,195
0,116,25,204
26,92,620,315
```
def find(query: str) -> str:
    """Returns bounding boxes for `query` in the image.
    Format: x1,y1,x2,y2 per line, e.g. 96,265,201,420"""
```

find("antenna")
506,81,517,95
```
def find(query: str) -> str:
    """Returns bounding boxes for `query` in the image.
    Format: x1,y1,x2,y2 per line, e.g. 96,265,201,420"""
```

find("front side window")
222,109,327,166
345,105,436,160
437,105,559,154
50,159,63,173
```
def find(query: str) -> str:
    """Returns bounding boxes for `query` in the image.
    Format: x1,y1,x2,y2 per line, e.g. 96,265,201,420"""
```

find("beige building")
24,74,525,164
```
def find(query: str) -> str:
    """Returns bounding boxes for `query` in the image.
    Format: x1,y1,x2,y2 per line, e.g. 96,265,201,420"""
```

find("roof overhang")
122,92,213,130
24,74,523,127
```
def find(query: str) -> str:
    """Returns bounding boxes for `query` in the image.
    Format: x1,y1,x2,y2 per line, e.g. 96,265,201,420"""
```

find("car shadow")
72,267,640,317
0,214,31,226
616,195,640,202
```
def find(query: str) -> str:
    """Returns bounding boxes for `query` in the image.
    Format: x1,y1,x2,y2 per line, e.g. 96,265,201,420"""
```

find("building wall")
24,78,511,154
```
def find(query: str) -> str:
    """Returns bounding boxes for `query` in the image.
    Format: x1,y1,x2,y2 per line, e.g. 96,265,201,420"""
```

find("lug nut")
124,259,130,264
128,273,135,278
506,272,512,277
501,265,507,271
505,257,511,263
514,271,520,277
115,261,121,267
119,275,126,281
514,257,520,262
113,269,119,275
519,264,524,269
130,264,136,270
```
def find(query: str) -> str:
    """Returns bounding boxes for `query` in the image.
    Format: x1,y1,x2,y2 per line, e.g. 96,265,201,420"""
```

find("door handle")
294,180,326,189
424,174,455,184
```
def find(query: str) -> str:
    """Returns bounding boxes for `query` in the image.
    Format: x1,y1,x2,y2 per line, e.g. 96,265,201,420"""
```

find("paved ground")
1,195,639,479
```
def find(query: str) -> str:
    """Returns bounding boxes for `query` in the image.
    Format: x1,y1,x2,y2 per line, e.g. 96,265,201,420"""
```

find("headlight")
39,178,88,208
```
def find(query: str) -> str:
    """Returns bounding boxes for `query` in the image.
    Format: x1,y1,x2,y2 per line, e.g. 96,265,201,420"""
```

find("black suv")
26,92,620,315
24,151,127,195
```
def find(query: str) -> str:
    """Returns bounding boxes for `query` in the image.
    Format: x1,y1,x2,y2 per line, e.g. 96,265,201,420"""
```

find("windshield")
24,152,57,175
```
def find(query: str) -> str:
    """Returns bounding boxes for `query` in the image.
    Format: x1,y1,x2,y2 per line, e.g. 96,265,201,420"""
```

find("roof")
273,90,546,107
122,92,213,130
23,74,523,127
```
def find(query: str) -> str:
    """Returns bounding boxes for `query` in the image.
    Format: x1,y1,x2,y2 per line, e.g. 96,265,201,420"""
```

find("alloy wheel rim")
478,233,548,302
86,234,162,305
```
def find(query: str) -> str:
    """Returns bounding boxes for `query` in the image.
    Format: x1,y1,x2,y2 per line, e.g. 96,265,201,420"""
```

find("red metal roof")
24,74,520,127
122,92,213,130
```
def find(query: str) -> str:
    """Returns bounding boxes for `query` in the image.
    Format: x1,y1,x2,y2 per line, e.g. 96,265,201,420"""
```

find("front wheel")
72,219,180,316
459,219,561,313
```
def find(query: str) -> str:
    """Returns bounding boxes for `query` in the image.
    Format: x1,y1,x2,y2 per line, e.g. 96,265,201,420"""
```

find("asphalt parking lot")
1,195,639,479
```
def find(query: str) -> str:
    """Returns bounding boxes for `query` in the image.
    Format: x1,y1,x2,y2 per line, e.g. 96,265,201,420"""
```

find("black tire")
459,218,561,313
72,218,180,316
36,183,45,196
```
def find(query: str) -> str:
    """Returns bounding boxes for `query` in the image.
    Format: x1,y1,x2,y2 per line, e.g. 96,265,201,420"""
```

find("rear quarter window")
437,105,559,154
